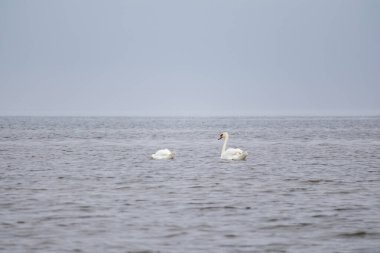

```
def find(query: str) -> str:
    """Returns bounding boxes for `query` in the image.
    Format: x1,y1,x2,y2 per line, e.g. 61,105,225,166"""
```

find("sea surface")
1,116,380,253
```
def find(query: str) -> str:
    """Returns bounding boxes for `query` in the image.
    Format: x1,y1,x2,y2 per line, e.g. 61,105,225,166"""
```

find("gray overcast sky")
0,0,379,116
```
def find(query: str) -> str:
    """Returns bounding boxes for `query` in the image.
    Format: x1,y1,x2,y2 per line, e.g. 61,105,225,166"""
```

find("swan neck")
221,135,228,157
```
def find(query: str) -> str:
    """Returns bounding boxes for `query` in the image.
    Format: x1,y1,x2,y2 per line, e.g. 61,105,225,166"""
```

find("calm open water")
1,116,380,253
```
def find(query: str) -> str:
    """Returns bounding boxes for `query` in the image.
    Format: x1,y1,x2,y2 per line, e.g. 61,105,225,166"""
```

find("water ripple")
1,116,380,252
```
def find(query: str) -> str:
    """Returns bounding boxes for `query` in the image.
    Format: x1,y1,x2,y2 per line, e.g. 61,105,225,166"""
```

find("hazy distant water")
1,116,380,253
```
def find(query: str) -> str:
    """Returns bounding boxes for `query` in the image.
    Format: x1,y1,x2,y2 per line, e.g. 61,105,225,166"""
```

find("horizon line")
0,113,379,118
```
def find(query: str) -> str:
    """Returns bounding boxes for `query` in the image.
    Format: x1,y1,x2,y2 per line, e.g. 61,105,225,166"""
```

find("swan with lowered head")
151,149,175,160
218,132,248,160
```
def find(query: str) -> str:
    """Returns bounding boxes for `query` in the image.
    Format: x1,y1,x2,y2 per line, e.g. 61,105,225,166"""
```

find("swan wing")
223,148,248,160
154,149,172,156
151,149,175,159
224,148,243,155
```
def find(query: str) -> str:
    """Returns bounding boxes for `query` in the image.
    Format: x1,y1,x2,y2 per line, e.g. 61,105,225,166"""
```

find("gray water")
1,116,380,253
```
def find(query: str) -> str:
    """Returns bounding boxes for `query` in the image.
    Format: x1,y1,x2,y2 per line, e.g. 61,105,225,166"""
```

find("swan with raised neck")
218,132,248,160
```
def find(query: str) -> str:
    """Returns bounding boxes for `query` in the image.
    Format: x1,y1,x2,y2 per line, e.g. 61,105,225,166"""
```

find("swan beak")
218,135,223,140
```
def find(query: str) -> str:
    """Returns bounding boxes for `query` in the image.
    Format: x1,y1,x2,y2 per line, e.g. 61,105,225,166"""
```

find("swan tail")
241,151,248,160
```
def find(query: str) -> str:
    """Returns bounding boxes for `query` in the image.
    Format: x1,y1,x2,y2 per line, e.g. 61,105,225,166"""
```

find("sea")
1,116,380,253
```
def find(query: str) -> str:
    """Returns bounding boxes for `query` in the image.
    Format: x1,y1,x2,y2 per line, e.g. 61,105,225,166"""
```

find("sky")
0,0,379,116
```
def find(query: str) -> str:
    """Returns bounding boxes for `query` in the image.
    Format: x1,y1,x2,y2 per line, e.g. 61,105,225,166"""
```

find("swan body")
151,149,175,160
218,132,248,160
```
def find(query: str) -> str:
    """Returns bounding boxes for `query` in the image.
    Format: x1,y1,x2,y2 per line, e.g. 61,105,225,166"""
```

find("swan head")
218,132,229,140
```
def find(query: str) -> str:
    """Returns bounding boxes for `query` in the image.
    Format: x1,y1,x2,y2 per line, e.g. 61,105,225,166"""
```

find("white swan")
151,149,175,160
218,132,248,160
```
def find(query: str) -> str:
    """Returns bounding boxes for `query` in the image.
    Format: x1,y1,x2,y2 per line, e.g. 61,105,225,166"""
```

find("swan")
151,149,175,160
218,132,248,160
